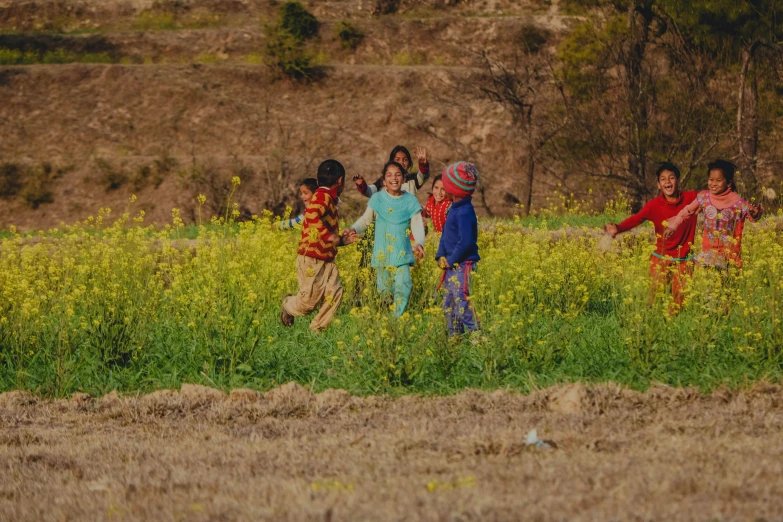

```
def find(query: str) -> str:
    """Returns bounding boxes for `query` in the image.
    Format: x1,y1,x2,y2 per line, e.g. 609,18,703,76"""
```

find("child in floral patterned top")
422,175,452,233
665,160,763,269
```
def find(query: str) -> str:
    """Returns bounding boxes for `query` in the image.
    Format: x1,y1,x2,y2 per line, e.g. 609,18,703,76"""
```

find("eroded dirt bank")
2,382,783,521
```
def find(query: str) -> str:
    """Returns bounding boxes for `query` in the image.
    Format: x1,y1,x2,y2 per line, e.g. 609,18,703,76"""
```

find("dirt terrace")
2,382,783,521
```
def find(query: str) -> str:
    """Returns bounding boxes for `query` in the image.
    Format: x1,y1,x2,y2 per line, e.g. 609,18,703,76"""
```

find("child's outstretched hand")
604,223,618,238
415,146,428,167
663,226,675,240
413,244,425,260
353,174,364,185
341,228,358,245
749,202,764,220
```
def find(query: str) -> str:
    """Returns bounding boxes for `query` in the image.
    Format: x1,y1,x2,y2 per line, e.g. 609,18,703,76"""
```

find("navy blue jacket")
435,197,480,267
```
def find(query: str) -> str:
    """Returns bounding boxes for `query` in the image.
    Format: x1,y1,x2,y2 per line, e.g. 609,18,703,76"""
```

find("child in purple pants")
435,162,481,337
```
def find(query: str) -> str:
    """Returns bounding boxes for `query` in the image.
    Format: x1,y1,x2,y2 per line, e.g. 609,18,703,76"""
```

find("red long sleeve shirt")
616,191,698,259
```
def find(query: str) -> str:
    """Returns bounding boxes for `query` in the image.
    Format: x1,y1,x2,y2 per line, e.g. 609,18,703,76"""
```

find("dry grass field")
2,382,783,521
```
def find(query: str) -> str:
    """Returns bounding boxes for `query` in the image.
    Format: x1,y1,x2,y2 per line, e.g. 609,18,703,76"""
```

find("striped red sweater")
298,186,340,261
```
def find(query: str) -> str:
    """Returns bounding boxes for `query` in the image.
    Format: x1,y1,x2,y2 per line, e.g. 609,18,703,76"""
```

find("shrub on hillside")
279,2,320,41
264,25,321,81
517,25,551,53
21,163,55,209
336,21,364,50
96,158,128,191
0,162,23,198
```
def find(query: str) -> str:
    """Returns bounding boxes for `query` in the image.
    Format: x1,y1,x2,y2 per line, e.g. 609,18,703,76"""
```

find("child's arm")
748,202,764,221
353,175,377,198
410,212,425,259
664,198,701,238
349,205,376,235
606,204,650,237
278,213,304,230
414,147,430,189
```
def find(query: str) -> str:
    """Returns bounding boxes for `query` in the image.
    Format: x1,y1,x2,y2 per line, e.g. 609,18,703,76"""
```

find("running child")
346,161,426,316
436,162,480,337
281,160,355,332
353,146,430,197
422,174,452,233
604,162,698,308
664,159,763,269
278,178,318,230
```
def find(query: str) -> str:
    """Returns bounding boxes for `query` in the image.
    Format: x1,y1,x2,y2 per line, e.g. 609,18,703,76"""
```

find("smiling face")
432,179,446,203
299,184,314,204
656,169,679,199
393,151,410,171
707,169,729,195
384,164,404,195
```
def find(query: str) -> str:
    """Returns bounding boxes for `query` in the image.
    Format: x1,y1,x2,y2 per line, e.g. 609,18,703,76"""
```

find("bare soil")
2,382,783,521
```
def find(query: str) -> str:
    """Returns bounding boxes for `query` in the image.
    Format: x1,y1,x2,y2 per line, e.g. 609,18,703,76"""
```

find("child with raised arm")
604,163,698,308
346,161,426,316
422,174,452,233
281,161,355,332
278,178,318,230
353,146,430,197
664,160,763,269
436,162,480,337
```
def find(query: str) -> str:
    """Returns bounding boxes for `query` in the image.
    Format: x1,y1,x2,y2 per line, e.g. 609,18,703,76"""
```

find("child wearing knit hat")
435,162,481,337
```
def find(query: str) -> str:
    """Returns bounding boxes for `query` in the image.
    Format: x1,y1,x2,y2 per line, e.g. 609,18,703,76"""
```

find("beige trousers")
283,255,344,332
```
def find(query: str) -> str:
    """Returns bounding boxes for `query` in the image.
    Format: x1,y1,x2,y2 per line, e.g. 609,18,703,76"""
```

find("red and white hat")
442,162,479,198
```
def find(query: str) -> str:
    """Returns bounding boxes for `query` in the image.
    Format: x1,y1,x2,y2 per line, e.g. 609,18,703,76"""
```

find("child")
436,162,480,337
665,159,763,269
604,163,698,308
281,160,355,332
346,161,426,316
278,178,318,230
353,146,430,197
422,174,452,233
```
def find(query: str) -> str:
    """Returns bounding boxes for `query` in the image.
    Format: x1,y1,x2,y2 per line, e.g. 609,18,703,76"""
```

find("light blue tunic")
367,191,422,268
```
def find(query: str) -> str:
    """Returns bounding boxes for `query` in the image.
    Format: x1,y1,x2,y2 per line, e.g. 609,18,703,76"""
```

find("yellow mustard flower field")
1,194,782,397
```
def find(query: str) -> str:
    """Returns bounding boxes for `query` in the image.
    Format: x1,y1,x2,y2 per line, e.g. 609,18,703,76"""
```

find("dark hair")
300,178,318,193
432,174,442,185
382,161,407,179
388,145,413,170
316,160,345,188
656,162,680,180
707,159,736,188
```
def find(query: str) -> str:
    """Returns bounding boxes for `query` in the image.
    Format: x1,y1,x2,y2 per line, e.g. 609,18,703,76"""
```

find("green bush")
264,25,320,81
336,21,364,50
21,164,55,209
279,2,320,41
517,25,551,53
95,159,128,191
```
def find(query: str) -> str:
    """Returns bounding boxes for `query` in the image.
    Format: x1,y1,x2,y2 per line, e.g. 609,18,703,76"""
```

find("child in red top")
281,160,356,333
605,163,698,308
665,159,763,269
422,175,452,233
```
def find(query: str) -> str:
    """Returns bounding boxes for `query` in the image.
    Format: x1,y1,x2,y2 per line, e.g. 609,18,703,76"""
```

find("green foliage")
21,163,54,209
264,25,320,80
279,2,320,41
0,47,115,65
95,159,128,192
132,12,178,31
336,21,364,50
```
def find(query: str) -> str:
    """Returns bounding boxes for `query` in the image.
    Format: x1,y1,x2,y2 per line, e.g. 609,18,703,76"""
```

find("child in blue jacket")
435,162,480,337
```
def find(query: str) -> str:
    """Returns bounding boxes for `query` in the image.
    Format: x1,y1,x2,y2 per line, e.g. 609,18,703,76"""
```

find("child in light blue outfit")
348,161,426,315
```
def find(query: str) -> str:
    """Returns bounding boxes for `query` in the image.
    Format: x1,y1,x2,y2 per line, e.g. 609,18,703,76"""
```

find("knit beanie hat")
442,162,479,198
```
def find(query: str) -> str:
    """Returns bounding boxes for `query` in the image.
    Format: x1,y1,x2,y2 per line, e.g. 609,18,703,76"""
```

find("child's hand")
663,227,675,240
414,146,428,167
438,257,449,269
327,233,341,246
749,202,764,220
413,244,425,260
604,223,618,238
353,175,364,185
341,228,358,245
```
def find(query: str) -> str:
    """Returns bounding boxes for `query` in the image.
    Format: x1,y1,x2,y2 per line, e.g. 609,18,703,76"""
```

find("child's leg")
671,260,693,309
454,264,479,332
392,264,413,316
284,256,326,318
376,266,394,303
443,268,462,335
309,262,344,332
